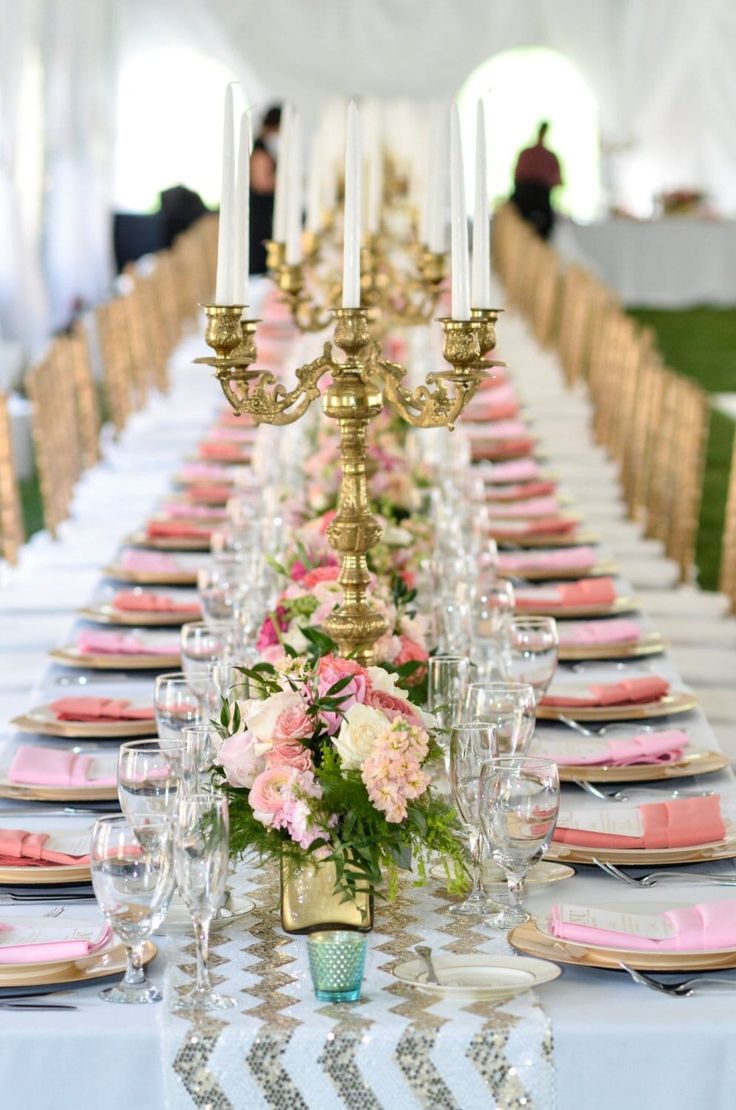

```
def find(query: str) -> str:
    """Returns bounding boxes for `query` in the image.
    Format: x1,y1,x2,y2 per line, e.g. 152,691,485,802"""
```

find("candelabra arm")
369,349,488,430
217,345,335,425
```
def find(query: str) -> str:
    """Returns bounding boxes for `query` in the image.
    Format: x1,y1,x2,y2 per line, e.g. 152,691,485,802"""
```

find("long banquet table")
2,279,736,1109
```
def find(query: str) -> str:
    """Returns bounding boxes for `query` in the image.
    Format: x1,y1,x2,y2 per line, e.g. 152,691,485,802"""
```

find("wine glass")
448,723,503,920
180,621,233,703
90,814,175,1004
180,725,218,793
205,660,250,728
117,739,182,850
502,617,559,704
471,579,515,681
172,792,235,1013
155,671,202,742
463,682,536,756
197,555,244,625
435,595,473,655
478,756,560,927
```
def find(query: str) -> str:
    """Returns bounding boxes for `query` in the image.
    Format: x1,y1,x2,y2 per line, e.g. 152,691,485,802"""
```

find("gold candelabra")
197,304,494,663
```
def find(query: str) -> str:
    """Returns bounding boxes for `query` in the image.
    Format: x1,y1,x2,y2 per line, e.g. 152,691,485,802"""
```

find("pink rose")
302,565,340,589
290,560,308,582
273,703,313,743
367,687,423,726
266,742,314,773
256,607,288,651
316,655,372,734
394,636,428,683
249,766,293,826
219,729,262,788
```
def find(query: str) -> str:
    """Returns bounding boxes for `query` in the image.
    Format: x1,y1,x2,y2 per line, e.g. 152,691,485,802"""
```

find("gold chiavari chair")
719,436,736,611
53,326,101,471
0,392,24,564
663,377,708,582
26,352,81,537
95,299,134,434
530,241,561,348
620,346,667,521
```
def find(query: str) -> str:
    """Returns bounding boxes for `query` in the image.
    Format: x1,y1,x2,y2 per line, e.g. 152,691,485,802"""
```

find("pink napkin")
218,410,256,428
119,550,179,573
491,516,577,538
553,795,725,850
8,747,117,788
198,441,249,461
476,366,509,388
546,729,689,766
0,829,90,867
163,504,226,521
473,439,535,460
515,577,616,611
0,919,111,964
76,630,179,656
145,520,212,540
471,418,528,440
487,480,557,503
548,898,736,952
208,426,257,442
557,619,642,647
501,547,598,576
113,591,201,616
184,483,232,504
180,463,232,481
49,697,154,722
489,496,560,519
464,384,519,422
541,675,669,708
483,459,541,483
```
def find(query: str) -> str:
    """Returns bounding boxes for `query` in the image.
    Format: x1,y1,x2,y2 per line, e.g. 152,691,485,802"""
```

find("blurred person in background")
250,105,282,274
511,121,562,240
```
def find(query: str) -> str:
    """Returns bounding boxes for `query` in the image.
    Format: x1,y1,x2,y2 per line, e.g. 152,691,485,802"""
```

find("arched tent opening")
458,46,601,222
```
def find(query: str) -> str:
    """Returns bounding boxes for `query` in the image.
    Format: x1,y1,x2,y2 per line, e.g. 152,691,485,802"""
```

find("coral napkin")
76,630,179,656
8,747,117,788
0,918,111,964
557,619,642,647
553,795,725,850
489,496,560,519
464,385,519,422
199,441,248,461
537,729,688,766
113,591,200,615
179,463,232,481
491,516,577,537
184,483,232,504
163,504,225,521
548,897,736,952
481,459,541,483
49,697,154,722
487,480,557,503
145,520,212,540
541,675,669,708
500,546,598,575
119,550,179,573
0,828,90,867
515,578,616,611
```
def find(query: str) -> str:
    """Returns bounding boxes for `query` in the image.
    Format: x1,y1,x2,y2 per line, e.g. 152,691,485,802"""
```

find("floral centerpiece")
215,635,464,932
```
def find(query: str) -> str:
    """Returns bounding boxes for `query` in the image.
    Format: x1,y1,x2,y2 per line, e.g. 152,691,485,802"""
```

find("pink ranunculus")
316,655,372,734
394,636,428,682
265,741,314,774
218,729,262,788
367,687,423,726
248,766,293,826
260,644,287,666
302,565,340,589
273,703,313,743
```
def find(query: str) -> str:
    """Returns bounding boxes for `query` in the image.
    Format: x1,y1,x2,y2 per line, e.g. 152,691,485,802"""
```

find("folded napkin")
489,495,560,519
473,438,536,461
465,386,519,423
553,795,725,850
217,410,255,428
76,630,179,656
198,441,248,461
471,418,528,440
515,577,616,611
557,619,642,648
145,520,212,540
487,480,557,503
501,547,599,576
8,747,117,788
541,675,669,708
163,504,226,521
477,367,508,388
49,696,154,722
180,463,232,481
536,729,688,767
548,897,736,952
491,516,577,538
208,426,257,442
0,917,111,964
481,459,541,483
184,483,232,504
119,550,179,573
113,591,200,615
0,827,91,867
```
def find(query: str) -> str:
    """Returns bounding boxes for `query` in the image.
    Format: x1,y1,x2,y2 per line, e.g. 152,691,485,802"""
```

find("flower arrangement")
215,636,464,904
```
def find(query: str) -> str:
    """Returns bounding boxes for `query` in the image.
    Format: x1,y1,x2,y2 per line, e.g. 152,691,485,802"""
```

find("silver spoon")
620,964,736,996
414,945,439,985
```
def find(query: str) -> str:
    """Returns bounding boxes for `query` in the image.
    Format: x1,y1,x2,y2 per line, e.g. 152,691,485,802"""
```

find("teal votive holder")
306,930,368,1003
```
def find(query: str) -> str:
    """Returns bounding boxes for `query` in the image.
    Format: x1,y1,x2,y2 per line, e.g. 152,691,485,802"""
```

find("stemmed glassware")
117,739,182,850
502,616,559,704
471,578,515,681
180,725,218,794
448,722,502,920
171,792,235,1013
462,682,536,757
478,756,560,927
155,671,202,743
180,621,234,705
90,814,175,1004
197,555,244,625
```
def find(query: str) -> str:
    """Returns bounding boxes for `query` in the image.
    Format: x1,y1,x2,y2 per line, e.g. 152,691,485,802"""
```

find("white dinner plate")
393,954,560,1001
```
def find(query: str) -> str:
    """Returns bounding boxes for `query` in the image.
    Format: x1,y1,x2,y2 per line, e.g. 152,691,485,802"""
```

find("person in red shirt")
511,122,563,240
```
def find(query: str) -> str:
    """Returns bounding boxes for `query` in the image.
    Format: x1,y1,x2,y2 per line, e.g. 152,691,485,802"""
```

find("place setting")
78,585,203,627
498,545,618,582
49,627,182,670
103,548,205,586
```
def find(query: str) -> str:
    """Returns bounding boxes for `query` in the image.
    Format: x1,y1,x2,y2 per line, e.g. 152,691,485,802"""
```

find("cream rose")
242,691,308,745
333,703,389,770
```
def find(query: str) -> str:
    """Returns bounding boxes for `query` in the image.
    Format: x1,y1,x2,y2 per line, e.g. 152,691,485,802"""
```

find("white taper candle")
472,100,491,309
215,82,237,303
272,102,292,243
285,109,303,264
450,104,470,320
233,109,251,306
342,101,362,309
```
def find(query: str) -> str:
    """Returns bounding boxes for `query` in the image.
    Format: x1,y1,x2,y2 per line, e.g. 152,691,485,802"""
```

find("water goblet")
155,671,202,743
478,756,560,926
90,814,175,1004
197,555,244,625
180,620,233,703
502,616,559,704
117,739,182,850
171,792,235,1013
471,578,515,681
448,723,503,920
463,681,536,756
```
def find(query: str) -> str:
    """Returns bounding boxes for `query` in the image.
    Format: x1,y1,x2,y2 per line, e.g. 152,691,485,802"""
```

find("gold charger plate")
545,822,736,867
558,632,666,662
0,939,156,988
103,565,199,586
49,645,181,670
537,690,698,722
518,596,639,619
0,780,118,802
430,859,575,889
500,561,617,582
11,704,154,739
498,530,598,549
0,862,91,885
125,531,211,552
509,918,736,972
78,603,199,628
556,748,729,783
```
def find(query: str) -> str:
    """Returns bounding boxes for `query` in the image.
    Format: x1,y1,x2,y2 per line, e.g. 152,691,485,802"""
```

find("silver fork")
558,716,655,740
620,963,736,996
0,893,94,904
573,780,712,804
593,859,736,887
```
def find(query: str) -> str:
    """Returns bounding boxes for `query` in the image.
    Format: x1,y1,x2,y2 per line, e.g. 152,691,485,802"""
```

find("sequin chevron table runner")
161,865,555,1109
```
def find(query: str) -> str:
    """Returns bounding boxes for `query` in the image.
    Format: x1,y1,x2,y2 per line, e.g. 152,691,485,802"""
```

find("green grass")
629,307,736,590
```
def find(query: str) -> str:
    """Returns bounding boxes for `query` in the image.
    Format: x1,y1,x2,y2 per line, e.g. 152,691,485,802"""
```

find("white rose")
382,524,413,546
333,703,389,770
242,691,306,744
283,626,309,654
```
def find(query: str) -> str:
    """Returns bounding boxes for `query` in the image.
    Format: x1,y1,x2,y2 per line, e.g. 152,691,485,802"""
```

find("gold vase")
280,856,374,935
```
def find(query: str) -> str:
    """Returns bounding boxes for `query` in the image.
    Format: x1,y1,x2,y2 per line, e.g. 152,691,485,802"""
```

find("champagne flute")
90,814,175,1004
172,792,235,1013
502,617,559,704
155,671,202,742
181,725,218,794
463,681,536,756
471,579,515,681
117,739,182,850
448,723,503,920
478,756,560,927
180,621,233,703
